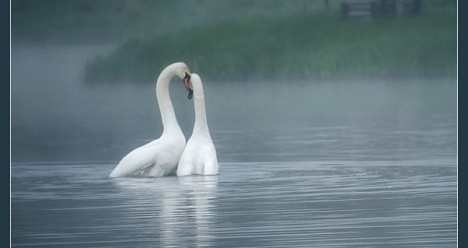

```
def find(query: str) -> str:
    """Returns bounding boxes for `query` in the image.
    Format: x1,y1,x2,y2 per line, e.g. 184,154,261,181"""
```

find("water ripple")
12,159,456,248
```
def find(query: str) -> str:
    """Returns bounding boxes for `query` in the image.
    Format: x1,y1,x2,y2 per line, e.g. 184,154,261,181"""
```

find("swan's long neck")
193,84,210,136
156,68,180,133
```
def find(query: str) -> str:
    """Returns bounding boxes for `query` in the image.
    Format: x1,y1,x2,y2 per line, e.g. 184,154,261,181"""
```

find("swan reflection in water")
111,176,218,247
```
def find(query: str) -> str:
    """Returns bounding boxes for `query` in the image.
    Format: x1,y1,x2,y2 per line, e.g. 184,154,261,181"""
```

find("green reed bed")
84,3,456,83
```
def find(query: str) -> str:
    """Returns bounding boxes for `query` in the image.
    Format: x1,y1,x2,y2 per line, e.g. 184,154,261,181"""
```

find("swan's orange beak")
183,78,190,90
183,72,191,91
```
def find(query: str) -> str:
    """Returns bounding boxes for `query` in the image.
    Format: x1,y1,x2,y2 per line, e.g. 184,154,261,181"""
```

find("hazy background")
11,0,457,164
11,0,347,43
12,0,456,81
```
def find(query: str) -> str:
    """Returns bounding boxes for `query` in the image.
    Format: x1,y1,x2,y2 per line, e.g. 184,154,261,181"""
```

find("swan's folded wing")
203,143,219,175
109,145,159,177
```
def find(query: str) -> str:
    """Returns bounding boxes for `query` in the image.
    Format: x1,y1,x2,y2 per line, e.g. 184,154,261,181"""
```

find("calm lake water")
11,45,457,247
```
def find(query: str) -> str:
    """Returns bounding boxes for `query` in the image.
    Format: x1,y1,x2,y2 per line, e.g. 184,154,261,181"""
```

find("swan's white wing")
177,138,218,176
202,143,219,175
109,143,161,177
176,138,199,176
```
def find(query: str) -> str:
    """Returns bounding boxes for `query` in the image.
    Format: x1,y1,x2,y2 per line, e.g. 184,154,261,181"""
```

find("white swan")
177,73,219,176
109,62,191,177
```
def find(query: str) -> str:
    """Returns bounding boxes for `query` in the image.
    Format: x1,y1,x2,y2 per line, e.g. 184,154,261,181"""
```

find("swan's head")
170,62,192,99
171,61,190,76
184,73,204,100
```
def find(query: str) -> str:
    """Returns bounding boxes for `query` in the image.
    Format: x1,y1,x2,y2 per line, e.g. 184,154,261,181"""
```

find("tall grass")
84,3,456,83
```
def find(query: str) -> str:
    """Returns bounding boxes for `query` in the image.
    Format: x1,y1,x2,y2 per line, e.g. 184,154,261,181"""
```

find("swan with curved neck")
109,62,191,177
177,73,219,176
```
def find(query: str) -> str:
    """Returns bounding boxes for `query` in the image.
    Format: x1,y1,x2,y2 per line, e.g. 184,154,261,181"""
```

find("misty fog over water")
11,45,456,164
11,45,456,247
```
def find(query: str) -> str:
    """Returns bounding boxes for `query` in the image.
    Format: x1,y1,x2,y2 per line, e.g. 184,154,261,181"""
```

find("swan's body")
109,62,190,177
177,73,219,176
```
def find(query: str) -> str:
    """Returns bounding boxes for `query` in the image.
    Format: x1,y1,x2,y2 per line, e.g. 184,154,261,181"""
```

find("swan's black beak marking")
188,89,193,100
183,72,193,100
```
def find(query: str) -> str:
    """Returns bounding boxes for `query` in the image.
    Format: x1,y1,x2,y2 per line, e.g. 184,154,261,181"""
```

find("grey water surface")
11,45,457,247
